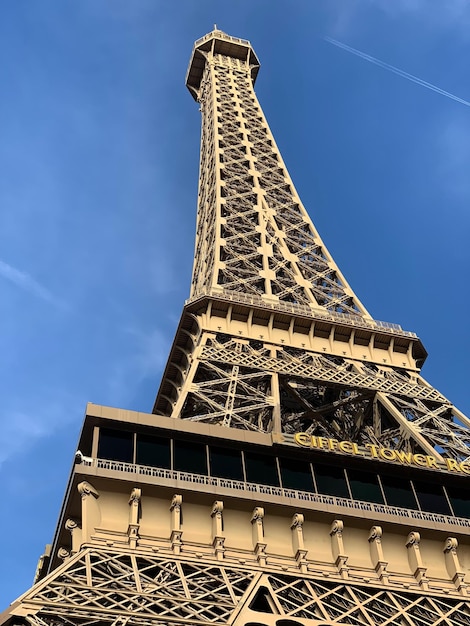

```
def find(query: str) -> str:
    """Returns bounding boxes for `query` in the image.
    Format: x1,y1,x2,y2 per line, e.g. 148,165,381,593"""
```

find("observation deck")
186,28,260,99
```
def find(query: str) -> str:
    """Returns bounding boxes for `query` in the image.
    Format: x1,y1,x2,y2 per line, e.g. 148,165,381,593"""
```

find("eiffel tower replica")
3,28,470,626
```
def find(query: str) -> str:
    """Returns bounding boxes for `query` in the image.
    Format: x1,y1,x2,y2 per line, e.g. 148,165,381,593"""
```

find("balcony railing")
81,457,470,528
194,31,251,49
186,290,417,339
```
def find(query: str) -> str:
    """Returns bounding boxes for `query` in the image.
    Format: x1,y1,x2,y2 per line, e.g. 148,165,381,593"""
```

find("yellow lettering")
294,433,311,448
446,458,460,472
379,448,396,461
294,433,457,475
339,441,354,454
460,462,470,475
395,451,413,465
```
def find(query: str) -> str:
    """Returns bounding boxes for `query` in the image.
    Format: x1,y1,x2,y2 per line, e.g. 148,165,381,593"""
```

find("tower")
2,25,470,625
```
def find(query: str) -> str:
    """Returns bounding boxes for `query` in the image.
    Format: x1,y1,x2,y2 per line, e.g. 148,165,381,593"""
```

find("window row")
97,428,470,519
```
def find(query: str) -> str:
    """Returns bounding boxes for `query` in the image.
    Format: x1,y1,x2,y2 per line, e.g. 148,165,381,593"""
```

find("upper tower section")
186,28,260,99
185,28,371,319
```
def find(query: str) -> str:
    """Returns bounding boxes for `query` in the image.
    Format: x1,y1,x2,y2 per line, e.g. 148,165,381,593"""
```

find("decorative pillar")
170,494,183,554
251,507,267,566
211,501,225,560
330,520,349,579
290,513,308,572
405,531,428,590
443,537,467,594
368,526,389,584
128,488,141,549
77,481,100,545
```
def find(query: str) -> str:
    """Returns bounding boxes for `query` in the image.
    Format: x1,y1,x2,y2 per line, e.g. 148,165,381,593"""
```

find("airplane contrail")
324,36,470,107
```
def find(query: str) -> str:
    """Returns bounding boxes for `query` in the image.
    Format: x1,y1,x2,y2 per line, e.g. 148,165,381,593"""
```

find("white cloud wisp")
0,258,65,308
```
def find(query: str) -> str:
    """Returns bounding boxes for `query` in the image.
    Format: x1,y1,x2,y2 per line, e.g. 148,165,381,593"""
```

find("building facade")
2,28,470,626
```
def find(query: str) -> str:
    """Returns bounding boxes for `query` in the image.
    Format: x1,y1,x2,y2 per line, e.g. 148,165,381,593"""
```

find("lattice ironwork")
152,28,470,461
263,573,470,625
5,28,470,626
6,548,470,626
191,38,368,317
5,548,255,626
170,331,470,460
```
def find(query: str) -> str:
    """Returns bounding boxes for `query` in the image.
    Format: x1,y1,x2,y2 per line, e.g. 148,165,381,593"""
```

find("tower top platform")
186,28,260,100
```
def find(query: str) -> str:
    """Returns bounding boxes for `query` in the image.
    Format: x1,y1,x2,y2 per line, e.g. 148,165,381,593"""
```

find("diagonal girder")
5,542,470,626
166,329,469,458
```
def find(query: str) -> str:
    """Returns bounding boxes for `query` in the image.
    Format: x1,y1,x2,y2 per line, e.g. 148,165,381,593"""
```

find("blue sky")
1,0,469,607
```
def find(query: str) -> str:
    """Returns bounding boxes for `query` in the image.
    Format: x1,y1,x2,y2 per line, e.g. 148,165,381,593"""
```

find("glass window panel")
347,469,384,504
98,428,133,463
209,446,244,481
174,440,207,475
381,474,418,510
279,457,314,492
447,485,470,518
136,434,170,468
244,452,279,486
314,463,349,498
414,480,451,515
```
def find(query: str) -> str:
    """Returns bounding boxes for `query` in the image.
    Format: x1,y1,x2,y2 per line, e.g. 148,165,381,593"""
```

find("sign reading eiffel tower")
2,28,470,626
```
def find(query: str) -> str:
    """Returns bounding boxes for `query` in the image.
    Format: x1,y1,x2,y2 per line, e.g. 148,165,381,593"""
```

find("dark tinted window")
279,457,314,491
381,474,418,509
244,452,279,486
348,469,383,504
314,463,349,498
174,440,207,475
447,485,470,518
98,428,133,463
136,434,170,468
209,446,244,481
414,480,451,515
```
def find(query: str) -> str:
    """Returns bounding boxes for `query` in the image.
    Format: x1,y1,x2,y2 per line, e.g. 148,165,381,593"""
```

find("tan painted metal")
2,27,470,626
153,29,469,460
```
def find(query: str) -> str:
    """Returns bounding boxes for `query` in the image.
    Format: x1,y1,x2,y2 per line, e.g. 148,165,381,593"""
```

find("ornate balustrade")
186,290,417,338
81,457,470,528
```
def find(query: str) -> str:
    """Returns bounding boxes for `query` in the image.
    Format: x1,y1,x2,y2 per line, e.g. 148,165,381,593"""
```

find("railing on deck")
186,290,417,338
194,31,251,48
81,457,470,528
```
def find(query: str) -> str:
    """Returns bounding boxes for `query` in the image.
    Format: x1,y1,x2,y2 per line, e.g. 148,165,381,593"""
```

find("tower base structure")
2,28,470,626
2,404,470,626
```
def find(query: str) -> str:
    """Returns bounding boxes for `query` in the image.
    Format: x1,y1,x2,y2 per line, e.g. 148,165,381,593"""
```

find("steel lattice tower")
2,28,470,626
